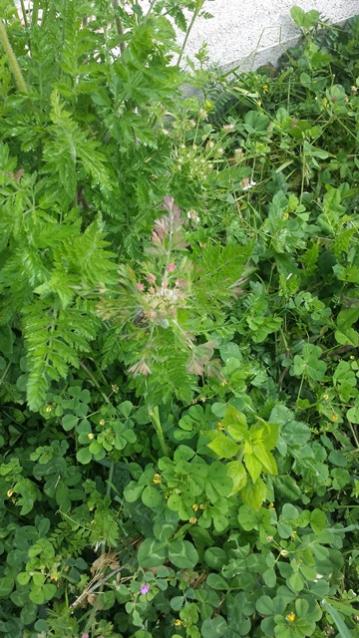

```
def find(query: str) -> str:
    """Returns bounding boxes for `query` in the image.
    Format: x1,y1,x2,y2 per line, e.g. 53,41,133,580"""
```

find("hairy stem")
0,20,28,93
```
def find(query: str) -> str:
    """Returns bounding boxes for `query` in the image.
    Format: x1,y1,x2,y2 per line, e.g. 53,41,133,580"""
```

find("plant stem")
149,406,169,456
348,421,359,450
177,1,203,67
31,0,39,27
0,20,28,93
19,0,28,28
144,0,156,18
106,461,115,498
80,361,112,405
112,0,125,53
296,373,305,404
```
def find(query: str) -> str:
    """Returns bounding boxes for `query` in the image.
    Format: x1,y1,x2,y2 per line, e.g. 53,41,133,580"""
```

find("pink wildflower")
140,583,150,595
128,360,151,377
163,195,180,216
166,263,176,273
146,273,156,285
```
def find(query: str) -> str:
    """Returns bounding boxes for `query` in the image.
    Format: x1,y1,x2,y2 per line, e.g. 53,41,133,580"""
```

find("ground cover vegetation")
0,1,358,636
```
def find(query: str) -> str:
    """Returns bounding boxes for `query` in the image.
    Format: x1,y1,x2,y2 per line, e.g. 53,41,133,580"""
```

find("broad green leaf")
238,504,259,531
254,444,277,475
17,572,31,586
256,595,275,615
310,509,327,533
0,576,14,598
334,308,359,346
241,478,267,510
206,574,228,590
42,583,57,602
288,572,304,592
347,400,359,424
204,547,227,569
170,596,185,611
201,616,228,638
291,344,327,382
244,452,263,482
222,405,248,440
137,539,167,568
61,414,78,431
168,540,199,569
119,400,133,418
227,460,247,494
124,481,143,503
208,432,239,459
76,446,92,464
263,568,276,588
290,6,320,29
141,486,162,509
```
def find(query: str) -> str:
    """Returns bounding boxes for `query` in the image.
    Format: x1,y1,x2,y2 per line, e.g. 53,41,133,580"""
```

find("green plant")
0,3,358,638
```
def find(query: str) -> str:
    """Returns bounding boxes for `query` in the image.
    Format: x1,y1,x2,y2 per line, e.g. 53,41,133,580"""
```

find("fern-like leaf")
23,300,99,410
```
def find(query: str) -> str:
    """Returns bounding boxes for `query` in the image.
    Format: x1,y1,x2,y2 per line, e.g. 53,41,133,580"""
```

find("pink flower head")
136,282,145,292
146,273,156,285
140,583,150,595
166,263,176,273
163,195,180,216
81,634,89,638
129,360,151,376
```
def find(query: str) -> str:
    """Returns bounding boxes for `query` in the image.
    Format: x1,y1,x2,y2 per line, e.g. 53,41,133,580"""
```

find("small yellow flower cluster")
173,618,183,627
286,612,296,623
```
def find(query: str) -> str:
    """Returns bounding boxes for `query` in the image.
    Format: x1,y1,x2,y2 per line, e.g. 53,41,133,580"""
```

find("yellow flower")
286,612,296,623
189,516,197,525
152,473,162,485
173,619,183,627
99,418,106,426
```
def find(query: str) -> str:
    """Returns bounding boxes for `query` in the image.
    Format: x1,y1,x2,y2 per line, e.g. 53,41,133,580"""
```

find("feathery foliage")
0,3,357,638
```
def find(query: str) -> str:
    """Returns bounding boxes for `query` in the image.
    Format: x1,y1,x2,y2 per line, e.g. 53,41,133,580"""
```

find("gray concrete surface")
181,0,359,69
15,1,359,71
